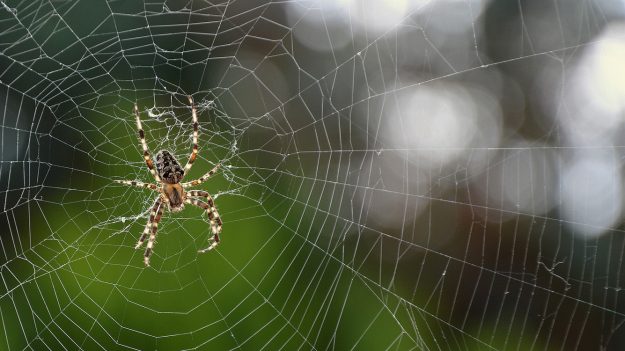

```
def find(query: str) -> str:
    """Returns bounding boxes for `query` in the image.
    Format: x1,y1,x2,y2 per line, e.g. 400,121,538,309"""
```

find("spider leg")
114,179,158,191
183,95,199,175
143,200,164,267
181,163,220,188
134,103,161,182
136,198,163,249
185,197,222,253
186,190,210,198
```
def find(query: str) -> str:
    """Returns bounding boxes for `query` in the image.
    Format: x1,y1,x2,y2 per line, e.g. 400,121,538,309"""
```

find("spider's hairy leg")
181,163,220,188
183,95,199,175
136,198,162,249
143,199,164,266
186,190,210,198
134,103,161,182
185,197,222,253
114,179,158,191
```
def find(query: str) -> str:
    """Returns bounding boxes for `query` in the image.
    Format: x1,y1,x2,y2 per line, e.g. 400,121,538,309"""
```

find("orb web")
0,0,624,350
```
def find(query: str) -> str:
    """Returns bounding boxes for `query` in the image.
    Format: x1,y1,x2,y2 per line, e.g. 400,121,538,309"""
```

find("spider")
115,96,222,267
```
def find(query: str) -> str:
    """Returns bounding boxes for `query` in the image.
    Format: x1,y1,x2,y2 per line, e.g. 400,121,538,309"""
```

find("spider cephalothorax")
114,96,223,266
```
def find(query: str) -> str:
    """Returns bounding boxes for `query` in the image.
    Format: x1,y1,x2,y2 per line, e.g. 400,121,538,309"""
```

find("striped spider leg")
113,179,158,190
185,190,223,253
134,103,161,182
135,198,164,266
183,95,200,174
181,163,221,188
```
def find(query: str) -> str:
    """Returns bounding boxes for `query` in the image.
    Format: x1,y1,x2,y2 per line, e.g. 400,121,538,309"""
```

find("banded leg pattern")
185,197,222,253
114,179,158,190
182,163,220,188
135,198,164,266
183,95,199,174
136,198,162,248
134,103,161,182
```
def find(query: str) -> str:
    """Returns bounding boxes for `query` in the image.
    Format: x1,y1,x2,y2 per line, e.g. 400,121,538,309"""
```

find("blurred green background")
1,0,625,350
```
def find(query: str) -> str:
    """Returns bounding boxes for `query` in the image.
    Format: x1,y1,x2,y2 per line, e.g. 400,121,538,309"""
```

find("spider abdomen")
156,150,184,184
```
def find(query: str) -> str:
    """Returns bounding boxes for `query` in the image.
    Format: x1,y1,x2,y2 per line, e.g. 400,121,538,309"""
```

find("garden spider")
115,96,222,266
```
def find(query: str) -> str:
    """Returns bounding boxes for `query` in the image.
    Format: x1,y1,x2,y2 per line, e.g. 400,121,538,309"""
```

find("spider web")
1,0,625,349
